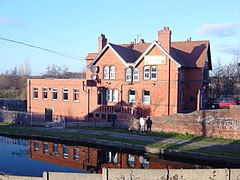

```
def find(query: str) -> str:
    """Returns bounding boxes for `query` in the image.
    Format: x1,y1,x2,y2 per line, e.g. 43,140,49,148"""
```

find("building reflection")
28,139,205,173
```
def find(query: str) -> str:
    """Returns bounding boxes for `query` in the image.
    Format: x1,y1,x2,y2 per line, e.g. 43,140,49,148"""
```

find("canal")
0,135,230,177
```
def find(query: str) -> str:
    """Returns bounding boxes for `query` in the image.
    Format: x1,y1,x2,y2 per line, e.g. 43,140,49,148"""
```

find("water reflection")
28,139,209,174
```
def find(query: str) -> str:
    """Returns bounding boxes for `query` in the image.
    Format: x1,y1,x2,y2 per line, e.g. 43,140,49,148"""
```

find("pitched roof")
171,41,210,68
86,53,98,60
86,40,211,69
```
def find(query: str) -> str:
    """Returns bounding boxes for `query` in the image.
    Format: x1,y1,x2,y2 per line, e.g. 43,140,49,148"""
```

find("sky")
0,0,240,75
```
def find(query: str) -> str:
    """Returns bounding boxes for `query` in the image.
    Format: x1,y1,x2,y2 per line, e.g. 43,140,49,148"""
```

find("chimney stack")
98,33,107,52
158,27,171,53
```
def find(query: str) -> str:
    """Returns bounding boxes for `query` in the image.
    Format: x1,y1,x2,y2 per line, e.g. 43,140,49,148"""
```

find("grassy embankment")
0,124,240,158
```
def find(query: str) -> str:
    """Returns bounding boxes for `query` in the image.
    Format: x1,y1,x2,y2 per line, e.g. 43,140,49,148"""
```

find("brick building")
27,27,212,121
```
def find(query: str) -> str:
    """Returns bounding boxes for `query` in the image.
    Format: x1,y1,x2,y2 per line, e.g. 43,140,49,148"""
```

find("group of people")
139,116,152,134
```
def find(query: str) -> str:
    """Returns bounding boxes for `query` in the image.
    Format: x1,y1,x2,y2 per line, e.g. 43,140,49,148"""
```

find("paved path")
47,127,240,154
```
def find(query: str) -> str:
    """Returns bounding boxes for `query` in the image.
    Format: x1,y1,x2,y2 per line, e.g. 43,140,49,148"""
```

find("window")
144,66,150,80
125,68,132,81
43,142,48,154
106,89,118,102
127,154,135,167
144,65,157,80
110,66,115,79
103,66,115,79
52,88,58,100
133,68,139,81
43,88,48,99
143,90,150,104
106,89,112,102
112,89,118,102
107,151,118,163
151,66,157,79
74,148,79,160
63,145,68,159
34,141,39,152
103,66,109,79
63,88,68,101
128,90,136,103
73,88,79,101
33,88,38,99
53,143,58,156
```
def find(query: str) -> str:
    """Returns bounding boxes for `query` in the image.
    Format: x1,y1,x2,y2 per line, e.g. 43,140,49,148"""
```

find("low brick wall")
1,168,239,180
151,105,240,139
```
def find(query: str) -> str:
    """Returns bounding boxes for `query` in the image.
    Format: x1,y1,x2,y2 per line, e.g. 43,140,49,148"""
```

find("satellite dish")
90,65,99,73
91,74,98,80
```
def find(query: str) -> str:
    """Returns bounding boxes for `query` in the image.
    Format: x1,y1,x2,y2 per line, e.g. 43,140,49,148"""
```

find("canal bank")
0,125,240,167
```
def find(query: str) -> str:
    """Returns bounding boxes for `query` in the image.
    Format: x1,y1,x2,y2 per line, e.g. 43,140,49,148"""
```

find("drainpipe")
167,60,171,115
28,80,31,113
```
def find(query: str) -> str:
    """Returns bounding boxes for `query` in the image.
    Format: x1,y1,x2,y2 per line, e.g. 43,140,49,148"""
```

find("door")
45,108,53,121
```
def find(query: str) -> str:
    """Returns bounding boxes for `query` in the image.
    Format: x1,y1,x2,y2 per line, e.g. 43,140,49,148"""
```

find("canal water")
0,135,227,177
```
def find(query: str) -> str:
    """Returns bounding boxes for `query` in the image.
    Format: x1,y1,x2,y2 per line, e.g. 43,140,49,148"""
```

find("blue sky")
0,0,239,75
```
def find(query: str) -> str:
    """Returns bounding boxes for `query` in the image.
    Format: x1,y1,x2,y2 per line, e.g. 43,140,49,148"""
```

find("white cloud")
0,16,16,25
216,43,240,55
198,22,240,37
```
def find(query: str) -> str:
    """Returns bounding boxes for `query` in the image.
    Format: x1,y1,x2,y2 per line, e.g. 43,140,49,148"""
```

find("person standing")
146,116,153,132
139,116,145,134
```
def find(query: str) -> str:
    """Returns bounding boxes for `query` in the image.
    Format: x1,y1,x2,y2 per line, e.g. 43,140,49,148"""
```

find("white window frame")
143,90,150,104
52,88,58,100
74,147,80,161
33,88,38,99
106,89,112,102
73,88,79,102
103,66,110,79
110,66,116,79
133,68,139,81
43,142,48,154
53,143,58,156
62,88,68,101
63,145,68,159
112,89,118,102
128,90,136,103
144,66,150,80
34,140,39,152
151,66,157,80
125,68,132,82
42,88,48,100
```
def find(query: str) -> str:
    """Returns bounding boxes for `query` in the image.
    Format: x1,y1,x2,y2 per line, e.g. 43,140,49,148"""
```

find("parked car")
211,98,237,109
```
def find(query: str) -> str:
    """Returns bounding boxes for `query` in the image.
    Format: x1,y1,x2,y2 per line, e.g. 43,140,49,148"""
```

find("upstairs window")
34,141,39,152
128,90,136,103
103,66,115,79
52,88,58,100
143,90,150,104
33,88,38,99
63,145,68,159
42,88,48,99
110,66,116,79
43,142,48,154
133,68,139,81
53,143,58,156
125,68,132,82
103,66,109,79
151,66,157,79
73,88,79,101
74,148,80,161
144,65,157,80
144,66,150,80
63,88,68,101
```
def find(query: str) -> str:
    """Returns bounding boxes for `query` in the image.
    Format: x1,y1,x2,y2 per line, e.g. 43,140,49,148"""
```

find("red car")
211,98,237,109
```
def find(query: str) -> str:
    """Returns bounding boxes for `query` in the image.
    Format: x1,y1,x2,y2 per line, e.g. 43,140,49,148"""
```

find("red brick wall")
27,79,88,120
151,106,240,139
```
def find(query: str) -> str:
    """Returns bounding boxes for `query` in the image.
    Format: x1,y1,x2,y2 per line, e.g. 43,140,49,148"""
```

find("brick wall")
151,105,240,139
